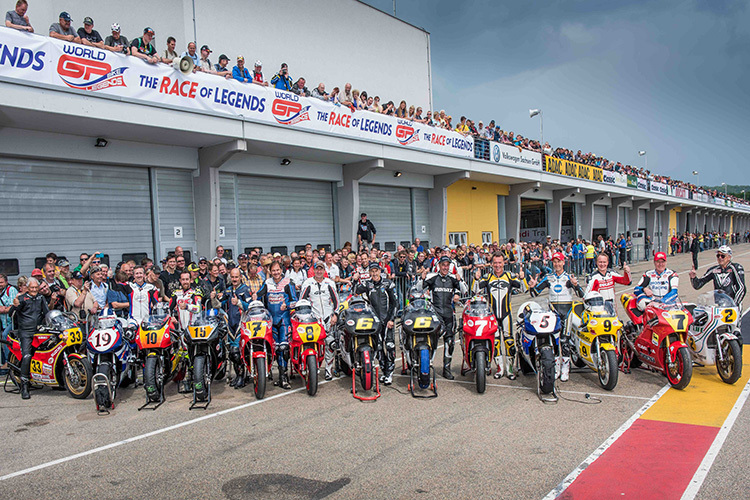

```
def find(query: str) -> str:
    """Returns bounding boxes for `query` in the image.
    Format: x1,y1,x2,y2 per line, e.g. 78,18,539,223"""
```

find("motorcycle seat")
683,304,697,315
572,303,584,319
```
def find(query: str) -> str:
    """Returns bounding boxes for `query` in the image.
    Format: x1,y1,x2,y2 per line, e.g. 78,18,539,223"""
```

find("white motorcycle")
685,291,743,384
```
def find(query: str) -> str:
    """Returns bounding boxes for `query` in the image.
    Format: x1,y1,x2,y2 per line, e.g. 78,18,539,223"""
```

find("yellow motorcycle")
565,292,622,391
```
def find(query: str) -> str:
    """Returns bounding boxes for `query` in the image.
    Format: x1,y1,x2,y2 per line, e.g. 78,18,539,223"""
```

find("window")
561,204,575,226
400,240,412,248
222,249,233,260
270,246,288,256
0,259,19,276
318,244,331,252
482,232,493,245
35,256,67,270
521,207,546,229
294,245,306,253
384,242,396,251
122,253,148,265
244,247,263,254
448,232,467,247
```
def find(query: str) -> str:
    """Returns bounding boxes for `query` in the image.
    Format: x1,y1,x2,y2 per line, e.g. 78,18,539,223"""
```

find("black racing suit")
355,277,398,377
421,273,461,369
9,293,49,383
691,263,746,329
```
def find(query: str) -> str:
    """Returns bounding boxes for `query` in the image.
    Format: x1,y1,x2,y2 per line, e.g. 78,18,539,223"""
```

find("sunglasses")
716,254,727,259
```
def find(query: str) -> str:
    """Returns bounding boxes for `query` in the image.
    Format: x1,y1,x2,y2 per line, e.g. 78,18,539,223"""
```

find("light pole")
692,170,699,188
722,182,727,196
742,189,746,201
638,150,647,171
529,109,543,155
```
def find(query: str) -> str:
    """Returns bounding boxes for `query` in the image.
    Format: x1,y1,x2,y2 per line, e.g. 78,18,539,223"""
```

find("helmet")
294,299,313,313
470,295,487,304
248,300,265,312
45,309,64,327
206,308,220,318
584,291,605,313
407,285,426,302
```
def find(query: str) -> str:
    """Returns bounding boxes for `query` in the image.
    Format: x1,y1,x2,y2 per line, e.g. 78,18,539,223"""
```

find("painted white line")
0,380,329,482
541,384,671,500
679,374,750,500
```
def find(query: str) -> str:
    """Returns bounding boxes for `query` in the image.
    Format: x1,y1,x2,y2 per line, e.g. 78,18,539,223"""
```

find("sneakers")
383,373,393,385
560,357,570,382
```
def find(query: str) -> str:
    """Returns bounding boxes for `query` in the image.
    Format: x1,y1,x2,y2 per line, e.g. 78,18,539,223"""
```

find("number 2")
723,309,736,323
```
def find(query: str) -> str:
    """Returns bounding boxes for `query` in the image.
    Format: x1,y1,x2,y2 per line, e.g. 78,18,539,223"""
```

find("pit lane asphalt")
1,246,749,500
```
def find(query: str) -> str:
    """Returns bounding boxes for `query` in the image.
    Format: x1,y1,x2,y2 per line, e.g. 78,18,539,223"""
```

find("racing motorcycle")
184,308,228,409
239,300,275,399
400,288,442,398
565,292,622,391
3,310,92,399
87,312,137,412
515,298,563,402
338,296,382,401
620,293,693,390
136,303,186,409
685,291,743,384
289,299,327,396
459,295,497,394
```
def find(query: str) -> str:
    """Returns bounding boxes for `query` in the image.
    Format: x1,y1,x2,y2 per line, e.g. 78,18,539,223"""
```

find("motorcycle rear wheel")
538,346,555,394
305,354,318,396
598,349,618,391
253,357,267,399
717,338,742,385
64,355,93,399
475,350,487,394
665,346,692,390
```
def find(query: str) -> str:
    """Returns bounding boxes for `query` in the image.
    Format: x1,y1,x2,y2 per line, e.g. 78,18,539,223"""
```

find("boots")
233,368,246,389
494,356,504,379
280,370,291,389
555,356,562,380
560,357,570,382
20,379,30,400
442,355,454,380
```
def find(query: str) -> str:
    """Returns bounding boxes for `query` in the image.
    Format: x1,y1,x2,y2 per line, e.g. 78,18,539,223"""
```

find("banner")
674,187,689,199
543,156,603,182
490,142,542,170
603,170,627,187
0,28,474,157
627,175,638,188
637,178,649,191
650,181,668,195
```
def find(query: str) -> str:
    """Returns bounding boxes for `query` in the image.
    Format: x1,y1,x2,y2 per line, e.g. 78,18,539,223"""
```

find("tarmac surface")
1,245,749,500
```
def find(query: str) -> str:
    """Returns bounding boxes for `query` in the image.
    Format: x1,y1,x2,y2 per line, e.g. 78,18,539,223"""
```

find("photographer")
270,63,293,91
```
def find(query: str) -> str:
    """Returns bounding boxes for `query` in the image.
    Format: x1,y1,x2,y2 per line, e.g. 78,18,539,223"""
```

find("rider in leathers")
300,262,339,381
690,245,746,337
354,262,398,384
528,252,583,381
586,253,631,306
222,268,251,388
422,256,462,380
9,278,49,399
256,261,297,389
472,252,525,380
634,252,679,311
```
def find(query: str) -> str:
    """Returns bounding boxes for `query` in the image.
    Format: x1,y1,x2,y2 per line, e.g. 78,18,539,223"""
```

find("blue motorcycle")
515,299,562,402
86,312,137,413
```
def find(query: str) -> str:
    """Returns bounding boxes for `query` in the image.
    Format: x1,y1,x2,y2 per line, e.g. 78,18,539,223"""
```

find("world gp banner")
490,142,542,170
650,181,668,195
544,156,603,182
0,28,474,158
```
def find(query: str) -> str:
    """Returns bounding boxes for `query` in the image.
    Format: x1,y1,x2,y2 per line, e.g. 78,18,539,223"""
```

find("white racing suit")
300,277,339,378
635,269,679,310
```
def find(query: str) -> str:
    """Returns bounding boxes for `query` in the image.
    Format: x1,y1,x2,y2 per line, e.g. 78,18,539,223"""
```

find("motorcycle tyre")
665,346,692,390
539,346,555,395
339,353,352,376
475,350,487,394
65,355,93,400
254,357,267,399
598,349,618,391
193,355,207,400
717,339,742,385
95,361,113,409
305,354,318,396
572,350,586,368
360,347,373,391
143,355,163,402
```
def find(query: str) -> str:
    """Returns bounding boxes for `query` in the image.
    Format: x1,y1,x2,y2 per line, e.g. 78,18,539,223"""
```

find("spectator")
311,82,328,100
87,265,108,314
215,245,228,264
414,107,424,122
252,60,268,86
407,105,416,120
351,89,362,109
455,116,469,135
104,23,129,53
182,41,199,68
197,44,214,73
371,96,382,113
328,86,340,103
77,16,103,48
424,110,434,126
64,271,87,320
291,77,310,97
395,100,407,118
270,63,293,91
49,11,80,44
0,273,18,375
214,54,232,78
5,0,32,32
163,36,178,64
232,55,251,83
130,27,160,64
382,100,395,116
365,96,374,110
357,212,377,251
338,83,355,110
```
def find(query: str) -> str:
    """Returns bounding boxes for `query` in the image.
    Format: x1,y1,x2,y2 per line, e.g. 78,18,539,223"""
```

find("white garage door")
593,205,607,229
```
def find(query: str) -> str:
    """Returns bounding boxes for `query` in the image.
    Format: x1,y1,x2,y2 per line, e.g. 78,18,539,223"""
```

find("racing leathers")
586,269,631,305
256,277,297,382
422,272,461,377
529,271,583,381
128,281,159,327
634,269,679,310
691,263,746,309
9,292,48,398
472,271,524,378
221,283,251,387
300,277,339,378
354,276,398,382
169,288,202,331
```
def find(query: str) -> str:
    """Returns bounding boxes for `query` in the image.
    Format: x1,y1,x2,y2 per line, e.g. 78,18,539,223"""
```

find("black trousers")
19,330,34,381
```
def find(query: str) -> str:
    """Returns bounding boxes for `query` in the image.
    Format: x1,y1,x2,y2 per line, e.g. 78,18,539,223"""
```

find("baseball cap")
219,54,229,62
59,12,72,21
143,27,155,35
71,271,84,280
57,259,70,267
31,269,44,278
255,60,262,67
368,262,380,271
273,252,281,258
717,245,732,256
238,253,249,259
654,252,667,261
90,265,102,274
83,17,94,26
187,263,199,272
198,256,208,263
438,256,452,264
237,55,244,61
111,23,120,32
314,261,325,269
200,44,211,52
360,213,367,217
551,252,565,262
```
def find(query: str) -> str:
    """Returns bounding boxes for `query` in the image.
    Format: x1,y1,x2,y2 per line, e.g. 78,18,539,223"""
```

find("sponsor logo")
346,320,355,326
271,98,310,125
404,319,413,326
492,144,500,162
57,53,127,91
395,124,420,145
466,319,474,327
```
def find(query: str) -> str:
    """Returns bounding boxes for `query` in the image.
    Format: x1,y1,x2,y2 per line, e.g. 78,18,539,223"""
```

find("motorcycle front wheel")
598,349,618,391
95,361,113,409
64,354,93,399
143,354,163,402
360,347,374,391
474,350,487,394
305,354,318,396
254,357,267,399
665,346,692,390
538,346,555,394
717,338,742,385
193,354,208,400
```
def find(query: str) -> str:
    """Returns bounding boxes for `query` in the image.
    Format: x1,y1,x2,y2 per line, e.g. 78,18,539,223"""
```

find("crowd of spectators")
4,1,747,209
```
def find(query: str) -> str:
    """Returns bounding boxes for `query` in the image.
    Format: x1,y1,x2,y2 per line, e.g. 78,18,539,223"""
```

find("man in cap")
197,44,214,73
49,11,80,43
104,23,129,52
356,213,377,252
130,27,160,64
252,60,268,86
634,252,679,311
77,16,103,48
300,261,340,380
354,262,398,384
214,54,232,78
422,256,463,379
690,245,746,316
233,56,251,83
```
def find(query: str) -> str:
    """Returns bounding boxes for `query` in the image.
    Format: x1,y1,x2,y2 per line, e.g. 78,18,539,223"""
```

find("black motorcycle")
400,289,442,398
184,308,228,409
337,296,383,401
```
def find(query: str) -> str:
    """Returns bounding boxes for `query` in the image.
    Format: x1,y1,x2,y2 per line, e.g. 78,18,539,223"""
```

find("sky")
360,0,749,187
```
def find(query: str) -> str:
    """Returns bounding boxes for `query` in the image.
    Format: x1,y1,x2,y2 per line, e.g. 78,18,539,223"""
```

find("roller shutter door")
617,207,627,235
638,208,647,230
593,205,607,229
359,185,412,250
219,173,238,255
237,176,334,253
156,169,197,258
0,158,152,276
412,188,430,247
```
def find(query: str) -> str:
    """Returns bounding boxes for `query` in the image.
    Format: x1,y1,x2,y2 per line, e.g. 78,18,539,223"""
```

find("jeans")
0,323,11,366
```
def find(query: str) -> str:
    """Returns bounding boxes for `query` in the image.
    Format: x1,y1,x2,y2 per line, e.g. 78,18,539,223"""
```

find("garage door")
412,188,430,247
0,158,153,276
237,176,334,253
359,185,412,250
617,207,627,236
156,169,197,260
593,205,607,229
638,208,647,230
219,173,238,255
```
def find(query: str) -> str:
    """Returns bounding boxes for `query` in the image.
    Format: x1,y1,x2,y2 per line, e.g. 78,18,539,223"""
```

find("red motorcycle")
239,301,275,399
620,293,693,390
460,296,497,393
289,299,327,396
